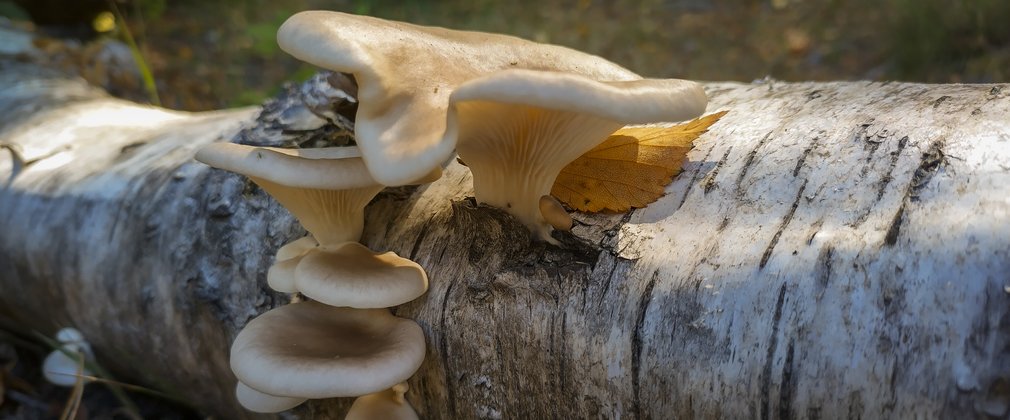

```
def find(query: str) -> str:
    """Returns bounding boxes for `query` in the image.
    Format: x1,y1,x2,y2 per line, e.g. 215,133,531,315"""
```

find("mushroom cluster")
197,9,708,416
277,11,708,241
195,144,430,416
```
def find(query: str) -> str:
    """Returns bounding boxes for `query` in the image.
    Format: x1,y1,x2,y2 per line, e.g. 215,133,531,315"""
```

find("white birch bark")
1,60,1008,419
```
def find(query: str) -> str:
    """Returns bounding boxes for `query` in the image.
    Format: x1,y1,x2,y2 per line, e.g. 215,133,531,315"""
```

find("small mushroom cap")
55,327,86,344
230,301,426,399
275,235,318,261
539,195,572,232
295,242,429,308
345,383,419,420
277,11,643,186
195,143,378,190
268,236,319,293
235,381,307,413
42,344,92,387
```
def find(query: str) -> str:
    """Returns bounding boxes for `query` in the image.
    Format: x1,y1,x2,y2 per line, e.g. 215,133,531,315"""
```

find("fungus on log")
0,60,1008,419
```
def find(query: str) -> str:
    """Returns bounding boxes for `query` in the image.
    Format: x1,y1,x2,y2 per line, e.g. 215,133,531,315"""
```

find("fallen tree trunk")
1,59,1008,419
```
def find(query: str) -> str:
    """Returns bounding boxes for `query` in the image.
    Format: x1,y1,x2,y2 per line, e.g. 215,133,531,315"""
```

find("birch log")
1,59,1008,419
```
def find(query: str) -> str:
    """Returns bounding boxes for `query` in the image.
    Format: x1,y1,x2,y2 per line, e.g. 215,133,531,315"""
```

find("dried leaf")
552,111,727,212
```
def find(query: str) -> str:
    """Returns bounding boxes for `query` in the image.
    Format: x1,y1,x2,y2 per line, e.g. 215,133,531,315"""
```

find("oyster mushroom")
276,11,707,240
230,301,426,410
276,10,642,187
450,69,706,240
195,142,433,302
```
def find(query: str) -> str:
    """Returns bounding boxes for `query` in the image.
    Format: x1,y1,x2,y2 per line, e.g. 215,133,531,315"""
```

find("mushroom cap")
230,301,426,399
195,143,378,190
294,242,429,308
345,383,419,420
268,236,319,293
450,69,707,124
42,344,92,387
539,195,572,232
275,235,318,261
235,381,307,413
276,10,643,186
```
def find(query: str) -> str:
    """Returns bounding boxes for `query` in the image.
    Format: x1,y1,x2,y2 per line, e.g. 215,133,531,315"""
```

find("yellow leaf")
552,111,727,213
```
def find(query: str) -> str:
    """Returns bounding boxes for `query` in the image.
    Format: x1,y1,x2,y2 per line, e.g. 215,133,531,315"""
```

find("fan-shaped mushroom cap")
276,10,642,186
267,236,318,293
195,143,383,245
295,242,429,308
449,70,706,240
235,381,307,413
230,301,426,399
345,383,418,420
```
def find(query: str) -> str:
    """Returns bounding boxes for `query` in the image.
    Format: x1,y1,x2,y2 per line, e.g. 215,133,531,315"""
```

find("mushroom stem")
456,102,622,241
252,177,382,246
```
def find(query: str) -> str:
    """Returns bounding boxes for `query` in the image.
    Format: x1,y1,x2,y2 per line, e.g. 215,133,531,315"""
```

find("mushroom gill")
451,70,707,241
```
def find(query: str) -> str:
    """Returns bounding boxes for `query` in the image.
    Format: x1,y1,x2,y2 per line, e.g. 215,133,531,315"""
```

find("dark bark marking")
793,143,814,177
932,95,952,109
883,203,905,246
439,281,458,416
909,139,946,202
760,180,808,269
735,131,773,190
559,312,567,393
885,139,945,246
632,270,660,420
677,144,715,209
815,246,834,296
760,283,789,420
598,262,621,307
408,217,433,260
876,136,909,201
716,216,731,232
852,135,909,227
779,339,797,420
703,145,734,194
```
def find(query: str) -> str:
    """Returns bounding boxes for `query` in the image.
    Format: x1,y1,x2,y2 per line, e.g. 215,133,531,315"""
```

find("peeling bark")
1,61,1009,419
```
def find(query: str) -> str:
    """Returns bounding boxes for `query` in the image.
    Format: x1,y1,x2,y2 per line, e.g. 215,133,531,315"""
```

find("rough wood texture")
1,59,1008,419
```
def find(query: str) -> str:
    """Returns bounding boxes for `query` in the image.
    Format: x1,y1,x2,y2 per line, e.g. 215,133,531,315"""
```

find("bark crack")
632,270,660,420
703,145,734,194
761,283,789,420
760,180,808,269
439,281,458,416
884,138,946,246
735,131,774,190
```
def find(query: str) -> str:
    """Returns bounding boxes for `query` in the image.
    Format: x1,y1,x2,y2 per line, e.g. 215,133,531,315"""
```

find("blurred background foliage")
1,0,1007,111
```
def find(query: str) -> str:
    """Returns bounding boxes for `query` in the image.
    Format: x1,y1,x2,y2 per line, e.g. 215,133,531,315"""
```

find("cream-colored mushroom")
276,10,642,187
295,241,428,308
539,195,572,232
235,381,307,413
450,70,706,241
195,143,382,246
276,12,706,240
345,382,418,420
267,235,318,293
230,301,426,403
